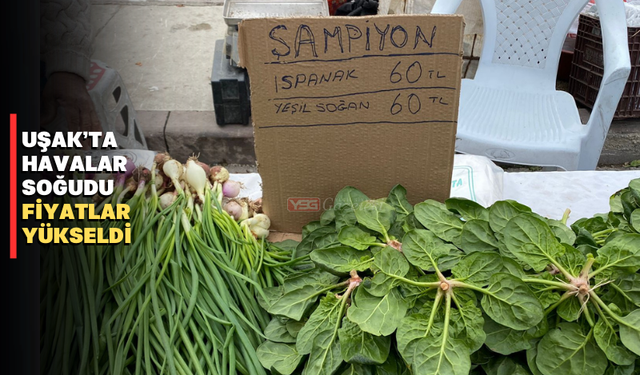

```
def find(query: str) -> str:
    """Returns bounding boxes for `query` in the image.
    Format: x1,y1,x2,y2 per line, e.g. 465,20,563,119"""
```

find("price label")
239,15,464,231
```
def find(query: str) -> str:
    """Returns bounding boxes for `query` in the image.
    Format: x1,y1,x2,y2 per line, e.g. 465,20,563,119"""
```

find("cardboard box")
239,14,464,232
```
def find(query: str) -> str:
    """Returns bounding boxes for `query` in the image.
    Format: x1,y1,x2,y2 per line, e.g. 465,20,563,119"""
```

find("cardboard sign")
239,15,464,232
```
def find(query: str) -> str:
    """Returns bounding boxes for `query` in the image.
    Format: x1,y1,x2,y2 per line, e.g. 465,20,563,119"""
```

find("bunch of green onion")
40,153,303,375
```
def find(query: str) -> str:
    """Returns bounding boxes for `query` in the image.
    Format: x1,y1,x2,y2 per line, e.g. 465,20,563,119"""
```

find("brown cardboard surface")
239,14,464,232
268,232,303,243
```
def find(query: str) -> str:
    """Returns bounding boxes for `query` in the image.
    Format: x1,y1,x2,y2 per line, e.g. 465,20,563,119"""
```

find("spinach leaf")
502,214,565,272
459,219,500,253
265,285,331,321
449,290,486,352
557,245,587,277
296,226,339,258
286,319,304,339
321,208,336,226
540,216,576,245
338,226,380,250
376,353,411,375
373,246,410,279
256,341,304,375
363,273,401,297
402,229,452,271
402,213,422,233
396,305,470,375
310,246,373,275
414,200,464,244
556,297,582,322
489,200,532,234
621,191,637,222
303,221,325,237
436,249,465,273
536,323,608,375
302,340,342,375
296,293,343,355
355,200,396,240
604,362,636,375
526,345,544,375
483,316,536,355
480,273,543,330
347,287,408,336
338,318,390,365
618,310,640,356
602,274,640,314
387,185,413,217
500,257,527,278
264,270,341,320
593,234,640,278
404,332,469,375
610,189,625,214
594,318,636,366
631,209,640,233
452,252,503,287
282,269,341,293
446,197,489,222
388,219,407,241
340,363,374,375
482,356,532,375
265,317,297,343
571,216,609,236
630,178,640,200
334,186,370,230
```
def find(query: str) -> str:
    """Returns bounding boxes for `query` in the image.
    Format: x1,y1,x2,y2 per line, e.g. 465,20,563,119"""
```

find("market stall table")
106,150,639,231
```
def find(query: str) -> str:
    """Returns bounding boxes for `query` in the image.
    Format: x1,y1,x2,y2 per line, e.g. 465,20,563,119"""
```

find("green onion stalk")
41,174,113,375
208,181,303,288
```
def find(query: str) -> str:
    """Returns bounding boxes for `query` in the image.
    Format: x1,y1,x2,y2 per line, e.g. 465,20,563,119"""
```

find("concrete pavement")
89,1,639,170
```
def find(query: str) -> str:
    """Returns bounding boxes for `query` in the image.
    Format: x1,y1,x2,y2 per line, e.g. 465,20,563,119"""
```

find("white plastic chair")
430,0,631,170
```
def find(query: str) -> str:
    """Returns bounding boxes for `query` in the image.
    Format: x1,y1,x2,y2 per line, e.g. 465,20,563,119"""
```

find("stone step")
139,110,640,169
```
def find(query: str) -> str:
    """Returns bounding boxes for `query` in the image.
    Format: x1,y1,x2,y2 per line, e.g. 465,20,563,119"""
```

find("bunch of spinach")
508,178,639,375
256,179,640,375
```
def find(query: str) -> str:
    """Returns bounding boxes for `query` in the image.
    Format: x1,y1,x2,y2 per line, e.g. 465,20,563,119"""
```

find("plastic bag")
586,0,640,27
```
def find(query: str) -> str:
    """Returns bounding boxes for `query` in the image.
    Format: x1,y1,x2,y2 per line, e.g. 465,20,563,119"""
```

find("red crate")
568,13,640,119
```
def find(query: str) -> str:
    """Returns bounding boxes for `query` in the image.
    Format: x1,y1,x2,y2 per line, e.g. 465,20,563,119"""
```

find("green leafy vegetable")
536,323,608,375
594,318,636,365
265,317,297,343
459,219,500,253
446,197,489,222
618,310,640,356
338,226,380,250
311,246,374,275
355,200,397,241
479,273,544,330
387,184,413,218
414,200,464,244
483,316,535,355
338,318,391,365
502,214,566,272
258,180,640,375
334,186,370,230
256,341,304,375
347,287,408,336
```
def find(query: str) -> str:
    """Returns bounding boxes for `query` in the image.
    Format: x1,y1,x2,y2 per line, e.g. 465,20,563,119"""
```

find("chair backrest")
473,0,590,91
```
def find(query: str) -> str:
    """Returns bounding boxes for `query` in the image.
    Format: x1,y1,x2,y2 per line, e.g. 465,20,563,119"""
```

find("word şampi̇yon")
268,23,437,60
